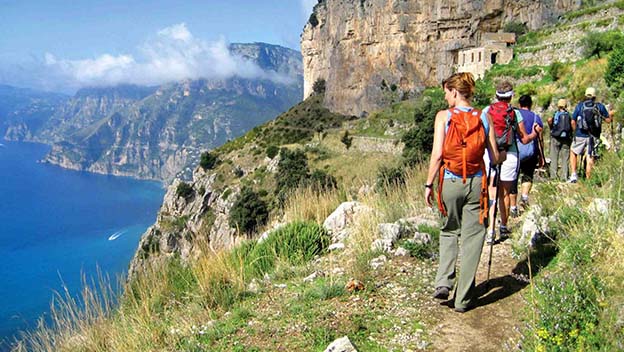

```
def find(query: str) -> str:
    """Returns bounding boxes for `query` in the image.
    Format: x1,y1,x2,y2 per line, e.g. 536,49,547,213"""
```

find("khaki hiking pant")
435,176,486,310
550,137,571,181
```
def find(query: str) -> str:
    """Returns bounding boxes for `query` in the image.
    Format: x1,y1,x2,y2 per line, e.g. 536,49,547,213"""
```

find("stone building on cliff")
455,32,516,79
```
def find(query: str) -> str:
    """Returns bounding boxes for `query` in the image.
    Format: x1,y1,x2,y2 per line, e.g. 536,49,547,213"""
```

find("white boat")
108,231,125,241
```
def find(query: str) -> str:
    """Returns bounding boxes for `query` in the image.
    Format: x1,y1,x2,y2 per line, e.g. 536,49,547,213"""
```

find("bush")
605,41,624,93
401,88,446,166
176,182,194,200
275,148,309,197
229,186,269,234
306,169,337,192
581,30,624,59
341,130,353,150
312,78,326,94
200,151,218,170
548,61,566,82
266,145,279,159
503,21,528,37
375,165,406,192
473,79,495,108
232,221,330,278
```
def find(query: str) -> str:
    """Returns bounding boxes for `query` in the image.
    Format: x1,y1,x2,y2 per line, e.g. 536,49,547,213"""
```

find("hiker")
483,81,542,243
509,95,544,215
568,87,613,182
548,99,573,181
424,72,501,313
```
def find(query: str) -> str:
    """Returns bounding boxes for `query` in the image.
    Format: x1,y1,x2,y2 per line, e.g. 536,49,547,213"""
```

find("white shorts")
500,151,519,182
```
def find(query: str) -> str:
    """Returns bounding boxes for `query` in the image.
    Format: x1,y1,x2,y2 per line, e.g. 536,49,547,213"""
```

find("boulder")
324,336,357,352
323,201,374,242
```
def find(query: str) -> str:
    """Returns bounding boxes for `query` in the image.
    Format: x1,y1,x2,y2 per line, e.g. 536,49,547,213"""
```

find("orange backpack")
437,108,489,224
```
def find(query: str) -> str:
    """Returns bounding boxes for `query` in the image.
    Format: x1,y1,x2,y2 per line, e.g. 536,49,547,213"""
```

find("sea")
0,141,165,349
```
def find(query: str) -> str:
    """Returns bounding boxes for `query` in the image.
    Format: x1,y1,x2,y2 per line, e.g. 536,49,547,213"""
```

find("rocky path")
427,240,534,352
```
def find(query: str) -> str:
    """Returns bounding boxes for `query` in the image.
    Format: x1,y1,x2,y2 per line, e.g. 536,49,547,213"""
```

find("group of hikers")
423,72,614,312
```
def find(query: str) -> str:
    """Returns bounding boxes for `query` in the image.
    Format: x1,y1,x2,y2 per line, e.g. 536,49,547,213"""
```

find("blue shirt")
444,107,489,179
572,100,609,138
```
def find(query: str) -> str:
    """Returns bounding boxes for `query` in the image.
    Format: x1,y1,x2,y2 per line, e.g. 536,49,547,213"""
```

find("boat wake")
108,230,126,241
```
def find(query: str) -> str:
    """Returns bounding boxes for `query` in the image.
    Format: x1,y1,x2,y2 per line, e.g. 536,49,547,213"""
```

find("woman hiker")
424,72,501,312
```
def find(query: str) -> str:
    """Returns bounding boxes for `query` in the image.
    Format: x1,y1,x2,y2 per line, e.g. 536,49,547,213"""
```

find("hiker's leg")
510,176,518,209
569,150,577,175
571,137,588,178
550,137,560,179
455,176,485,310
520,159,536,200
435,178,462,290
586,156,595,178
561,140,571,181
499,180,512,226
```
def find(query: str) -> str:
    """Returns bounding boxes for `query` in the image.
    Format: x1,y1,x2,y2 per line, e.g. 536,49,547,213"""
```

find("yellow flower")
554,334,564,346
536,344,546,352
569,329,579,338
537,328,549,339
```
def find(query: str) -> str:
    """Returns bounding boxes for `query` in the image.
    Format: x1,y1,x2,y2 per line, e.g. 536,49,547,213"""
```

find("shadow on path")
474,241,558,309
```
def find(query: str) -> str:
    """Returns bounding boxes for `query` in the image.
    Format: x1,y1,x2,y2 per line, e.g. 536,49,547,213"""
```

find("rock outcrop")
301,0,580,116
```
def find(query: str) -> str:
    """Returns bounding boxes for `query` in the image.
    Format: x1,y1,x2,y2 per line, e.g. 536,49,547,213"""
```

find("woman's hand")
425,187,434,208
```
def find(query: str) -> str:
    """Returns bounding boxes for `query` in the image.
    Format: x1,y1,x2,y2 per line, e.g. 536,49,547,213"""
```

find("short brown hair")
442,72,475,100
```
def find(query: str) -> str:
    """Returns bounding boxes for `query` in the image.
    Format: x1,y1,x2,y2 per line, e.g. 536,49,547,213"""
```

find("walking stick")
486,164,502,289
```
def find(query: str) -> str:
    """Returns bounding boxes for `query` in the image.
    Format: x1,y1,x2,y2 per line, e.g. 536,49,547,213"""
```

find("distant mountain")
34,43,303,182
0,85,68,140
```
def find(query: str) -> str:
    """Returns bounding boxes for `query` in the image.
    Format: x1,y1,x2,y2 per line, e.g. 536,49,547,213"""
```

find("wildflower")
537,328,549,339
569,329,579,338
536,344,546,352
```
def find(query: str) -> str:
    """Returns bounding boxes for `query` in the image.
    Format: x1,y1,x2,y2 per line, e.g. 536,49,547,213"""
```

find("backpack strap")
478,161,488,225
437,165,447,216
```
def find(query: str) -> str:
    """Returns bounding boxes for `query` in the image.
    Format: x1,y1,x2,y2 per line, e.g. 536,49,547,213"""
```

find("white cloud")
41,23,294,89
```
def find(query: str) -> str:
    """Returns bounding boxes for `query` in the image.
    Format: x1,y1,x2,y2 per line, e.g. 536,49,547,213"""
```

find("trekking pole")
486,164,502,289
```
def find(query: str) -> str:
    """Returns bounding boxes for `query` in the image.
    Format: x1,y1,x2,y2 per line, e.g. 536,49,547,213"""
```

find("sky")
0,0,317,93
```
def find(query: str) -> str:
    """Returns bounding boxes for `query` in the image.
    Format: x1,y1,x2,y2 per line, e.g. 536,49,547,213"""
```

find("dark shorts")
511,156,538,194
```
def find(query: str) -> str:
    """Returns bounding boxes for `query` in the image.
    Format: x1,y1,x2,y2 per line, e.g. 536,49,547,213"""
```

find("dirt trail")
427,240,534,352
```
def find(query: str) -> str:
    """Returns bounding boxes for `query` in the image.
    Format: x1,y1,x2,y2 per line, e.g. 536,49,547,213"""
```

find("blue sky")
0,0,316,92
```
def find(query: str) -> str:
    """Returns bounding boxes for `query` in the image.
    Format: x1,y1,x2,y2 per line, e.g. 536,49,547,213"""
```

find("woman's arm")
485,112,501,164
425,110,447,207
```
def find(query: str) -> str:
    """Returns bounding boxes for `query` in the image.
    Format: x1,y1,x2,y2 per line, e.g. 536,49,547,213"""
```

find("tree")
275,148,309,197
312,78,326,94
503,21,528,37
229,186,269,234
176,182,194,200
605,42,624,93
341,130,353,150
200,151,218,170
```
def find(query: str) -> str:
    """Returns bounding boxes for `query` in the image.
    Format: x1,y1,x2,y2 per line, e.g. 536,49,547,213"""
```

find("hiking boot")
510,207,519,218
499,226,511,240
485,231,495,245
568,174,578,183
433,286,450,300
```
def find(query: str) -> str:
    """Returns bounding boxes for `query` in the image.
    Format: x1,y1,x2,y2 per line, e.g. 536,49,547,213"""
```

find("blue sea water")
0,141,164,348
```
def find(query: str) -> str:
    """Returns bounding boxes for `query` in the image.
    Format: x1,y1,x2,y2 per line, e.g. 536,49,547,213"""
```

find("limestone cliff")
301,0,580,116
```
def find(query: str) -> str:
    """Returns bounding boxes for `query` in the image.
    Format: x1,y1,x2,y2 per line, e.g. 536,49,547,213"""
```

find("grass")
520,151,624,351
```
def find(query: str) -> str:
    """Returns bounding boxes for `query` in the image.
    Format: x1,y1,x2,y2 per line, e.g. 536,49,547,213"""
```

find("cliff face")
301,0,580,116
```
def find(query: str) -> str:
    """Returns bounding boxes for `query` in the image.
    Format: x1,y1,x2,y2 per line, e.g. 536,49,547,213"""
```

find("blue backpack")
517,109,539,162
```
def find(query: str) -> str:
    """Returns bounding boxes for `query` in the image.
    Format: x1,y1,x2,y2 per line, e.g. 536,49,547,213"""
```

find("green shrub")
341,130,353,150
306,169,337,192
515,82,537,97
200,151,218,170
401,88,446,166
312,78,326,94
275,148,309,198
548,61,566,81
605,41,624,93
503,21,528,37
176,182,194,199
581,31,624,59
236,221,331,278
473,79,495,108
266,145,279,159
229,186,269,234
375,165,406,192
